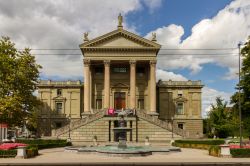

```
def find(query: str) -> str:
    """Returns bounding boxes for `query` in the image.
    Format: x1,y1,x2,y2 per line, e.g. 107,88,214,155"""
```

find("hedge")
174,139,225,145
0,149,17,158
231,148,250,158
208,145,221,157
173,139,225,150
16,139,71,150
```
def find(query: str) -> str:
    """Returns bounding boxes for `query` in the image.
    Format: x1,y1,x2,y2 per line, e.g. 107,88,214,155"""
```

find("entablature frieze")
83,57,157,61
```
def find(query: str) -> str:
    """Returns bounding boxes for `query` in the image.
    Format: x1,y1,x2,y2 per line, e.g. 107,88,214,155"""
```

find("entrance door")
114,92,126,109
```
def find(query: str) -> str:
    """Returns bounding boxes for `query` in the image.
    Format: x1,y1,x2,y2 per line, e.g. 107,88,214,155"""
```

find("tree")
206,97,236,138
231,36,250,136
0,36,42,127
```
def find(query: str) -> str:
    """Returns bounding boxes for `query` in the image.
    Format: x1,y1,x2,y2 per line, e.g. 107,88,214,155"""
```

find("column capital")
83,59,91,66
150,60,157,66
129,60,136,65
104,60,110,66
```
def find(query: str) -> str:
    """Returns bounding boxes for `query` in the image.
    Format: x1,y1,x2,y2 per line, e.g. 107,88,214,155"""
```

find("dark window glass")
178,123,184,129
113,67,127,73
57,89,62,96
95,67,103,74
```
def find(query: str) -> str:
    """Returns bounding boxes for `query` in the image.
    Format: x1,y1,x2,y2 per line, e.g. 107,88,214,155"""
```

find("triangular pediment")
80,29,161,49
112,82,129,88
52,96,66,101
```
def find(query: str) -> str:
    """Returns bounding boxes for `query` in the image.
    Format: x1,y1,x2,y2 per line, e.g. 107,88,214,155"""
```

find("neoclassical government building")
37,15,203,143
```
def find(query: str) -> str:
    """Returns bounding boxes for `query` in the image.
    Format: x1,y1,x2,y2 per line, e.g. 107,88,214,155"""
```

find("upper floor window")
176,102,184,115
57,89,62,96
113,67,127,73
95,67,103,74
137,67,145,76
56,102,63,113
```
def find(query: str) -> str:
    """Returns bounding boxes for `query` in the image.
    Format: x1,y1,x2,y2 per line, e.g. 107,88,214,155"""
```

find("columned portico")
130,60,136,109
83,59,91,113
104,60,110,109
149,60,157,115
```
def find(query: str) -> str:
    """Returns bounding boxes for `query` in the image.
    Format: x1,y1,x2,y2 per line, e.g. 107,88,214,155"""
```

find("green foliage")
0,36,42,127
26,145,39,158
175,139,225,145
231,148,250,158
231,37,250,136
208,145,221,157
205,97,237,138
0,149,17,158
16,139,71,149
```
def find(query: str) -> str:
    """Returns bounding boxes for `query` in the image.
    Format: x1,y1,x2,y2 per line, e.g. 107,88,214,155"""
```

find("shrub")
209,145,221,157
175,139,225,145
0,150,17,158
231,148,250,158
16,139,71,150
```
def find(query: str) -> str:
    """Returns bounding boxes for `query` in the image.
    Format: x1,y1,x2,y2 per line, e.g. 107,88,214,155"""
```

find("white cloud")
142,0,162,13
156,69,187,81
202,87,232,117
0,0,144,79
146,0,250,78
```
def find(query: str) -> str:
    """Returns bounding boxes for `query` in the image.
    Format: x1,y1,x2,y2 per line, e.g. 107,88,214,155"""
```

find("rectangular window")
95,67,103,74
113,67,127,73
137,99,144,110
55,122,62,129
56,103,63,113
96,99,102,109
178,123,184,129
177,102,184,115
57,89,62,96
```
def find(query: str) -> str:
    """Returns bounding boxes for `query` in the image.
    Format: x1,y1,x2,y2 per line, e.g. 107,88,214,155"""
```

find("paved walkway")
1,147,250,164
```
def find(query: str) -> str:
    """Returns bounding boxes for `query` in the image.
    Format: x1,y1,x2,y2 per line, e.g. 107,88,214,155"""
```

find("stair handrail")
54,109,106,137
136,109,184,137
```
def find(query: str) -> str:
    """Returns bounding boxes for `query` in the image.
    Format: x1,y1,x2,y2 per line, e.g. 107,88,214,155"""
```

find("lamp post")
68,115,71,142
238,42,243,148
171,117,174,139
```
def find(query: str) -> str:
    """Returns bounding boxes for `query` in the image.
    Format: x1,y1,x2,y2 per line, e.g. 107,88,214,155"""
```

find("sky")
0,0,249,117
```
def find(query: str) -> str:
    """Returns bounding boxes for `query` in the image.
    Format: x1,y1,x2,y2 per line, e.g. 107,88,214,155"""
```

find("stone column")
104,60,110,109
130,60,136,109
83,59,90,113
149,60,157,115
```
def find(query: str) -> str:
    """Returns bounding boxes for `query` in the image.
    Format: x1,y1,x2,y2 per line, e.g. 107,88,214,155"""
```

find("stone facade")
37,15,203,142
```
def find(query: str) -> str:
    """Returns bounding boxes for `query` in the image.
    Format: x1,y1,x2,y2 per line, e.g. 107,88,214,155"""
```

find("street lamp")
68,115,71,142
238,42,243,148
171,117,174,139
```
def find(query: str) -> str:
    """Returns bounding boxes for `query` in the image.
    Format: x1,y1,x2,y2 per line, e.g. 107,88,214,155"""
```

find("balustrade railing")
136,110,184,137
54,110,106,137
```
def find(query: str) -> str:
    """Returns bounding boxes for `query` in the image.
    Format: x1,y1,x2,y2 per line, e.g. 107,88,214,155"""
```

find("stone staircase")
53,110,106,137
136,110,184,138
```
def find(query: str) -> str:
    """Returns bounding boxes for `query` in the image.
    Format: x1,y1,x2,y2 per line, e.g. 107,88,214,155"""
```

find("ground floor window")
55,122,62,129
137,99,144,109
96,99,102,109
178,123,184,129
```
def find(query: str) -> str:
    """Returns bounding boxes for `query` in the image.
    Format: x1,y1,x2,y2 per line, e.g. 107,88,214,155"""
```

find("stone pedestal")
220,144,231,158
15,146,27,159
